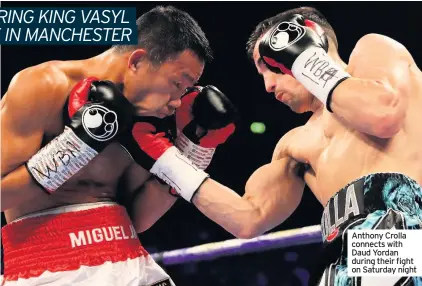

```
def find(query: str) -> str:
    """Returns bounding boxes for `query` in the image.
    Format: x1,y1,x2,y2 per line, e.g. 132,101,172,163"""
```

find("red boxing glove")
119,119,209,202
67,77,97,117
175,86,237,171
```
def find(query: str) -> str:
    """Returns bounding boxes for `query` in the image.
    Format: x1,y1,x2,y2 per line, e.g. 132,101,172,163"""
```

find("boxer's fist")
258,14,328,75
175,86,237,170
120,118,209,202
65,77,134,149
26,78,134,194
259,14,350,108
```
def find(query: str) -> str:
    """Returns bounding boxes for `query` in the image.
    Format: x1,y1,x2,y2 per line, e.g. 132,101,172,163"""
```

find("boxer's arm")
1,67,68,210
122,163,177,233
132,179,178,233
192,157,305,239
329,34,411,138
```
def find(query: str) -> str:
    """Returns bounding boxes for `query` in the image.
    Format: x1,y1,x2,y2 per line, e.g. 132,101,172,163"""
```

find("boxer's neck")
83,49,128,83
310,97,323,113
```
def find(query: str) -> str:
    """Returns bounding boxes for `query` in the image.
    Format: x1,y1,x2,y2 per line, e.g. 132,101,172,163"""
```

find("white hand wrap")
150,146,209,202
26,126,98,193
291,47,350,109
174,130,215,171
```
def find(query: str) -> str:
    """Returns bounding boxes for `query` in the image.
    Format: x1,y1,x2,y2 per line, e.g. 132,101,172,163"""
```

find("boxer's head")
247,7,339,113
113,6,212,118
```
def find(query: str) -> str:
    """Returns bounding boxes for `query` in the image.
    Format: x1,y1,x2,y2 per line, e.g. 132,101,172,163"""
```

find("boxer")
1,5,214,285
129,6,422,286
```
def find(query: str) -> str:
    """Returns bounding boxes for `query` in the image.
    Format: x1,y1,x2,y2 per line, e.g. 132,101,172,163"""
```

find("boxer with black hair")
134,6,422,286
0,5,235,286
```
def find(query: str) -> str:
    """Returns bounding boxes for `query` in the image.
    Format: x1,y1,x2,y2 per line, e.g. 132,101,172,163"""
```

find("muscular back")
1,61,144,221
274,35,422,206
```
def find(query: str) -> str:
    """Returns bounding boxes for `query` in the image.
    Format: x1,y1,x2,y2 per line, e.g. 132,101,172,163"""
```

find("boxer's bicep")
1,68,66,175
244,158,305,235
330,33,411,138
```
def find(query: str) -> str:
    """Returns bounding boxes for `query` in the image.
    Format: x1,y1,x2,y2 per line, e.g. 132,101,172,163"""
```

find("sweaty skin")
1,48,203,231
191,34,422,238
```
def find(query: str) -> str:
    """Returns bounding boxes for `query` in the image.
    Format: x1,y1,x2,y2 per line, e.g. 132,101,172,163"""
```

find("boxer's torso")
279,63,422,206
4,60,142,222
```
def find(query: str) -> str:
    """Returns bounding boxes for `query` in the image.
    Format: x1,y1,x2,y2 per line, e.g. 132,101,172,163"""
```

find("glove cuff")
26,127,99,193
149,146,210,202
291,47,351,111
175,130,216,170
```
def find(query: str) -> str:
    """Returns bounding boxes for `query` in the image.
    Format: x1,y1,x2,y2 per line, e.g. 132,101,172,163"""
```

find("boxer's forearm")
329,78,405,138
192,161,304,239
1,165,47,211
131,179,178,233
192,179,263,239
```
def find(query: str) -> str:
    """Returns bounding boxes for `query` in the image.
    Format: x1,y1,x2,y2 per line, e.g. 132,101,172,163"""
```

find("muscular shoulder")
272,126,303,162
3,62,70,130
349,34,413,73
8,62,70,99
5,62,69,110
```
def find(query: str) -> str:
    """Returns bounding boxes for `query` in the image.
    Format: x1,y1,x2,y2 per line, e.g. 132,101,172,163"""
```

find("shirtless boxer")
1,5,216,285
128,6,422,286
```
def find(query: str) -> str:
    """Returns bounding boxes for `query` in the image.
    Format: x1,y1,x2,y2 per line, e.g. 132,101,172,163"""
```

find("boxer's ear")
128,49,147,71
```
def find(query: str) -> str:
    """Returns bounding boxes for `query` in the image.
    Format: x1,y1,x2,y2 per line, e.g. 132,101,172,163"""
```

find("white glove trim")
26,126,98,193
174,130,216,171
150,146,209,202
291,47,351,106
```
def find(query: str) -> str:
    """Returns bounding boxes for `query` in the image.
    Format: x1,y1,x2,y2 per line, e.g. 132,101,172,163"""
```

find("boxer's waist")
320,173,422,244
2,202,148,281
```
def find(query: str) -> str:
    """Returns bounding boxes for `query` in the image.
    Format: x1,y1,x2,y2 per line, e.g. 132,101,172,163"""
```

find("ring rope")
151,225,322,265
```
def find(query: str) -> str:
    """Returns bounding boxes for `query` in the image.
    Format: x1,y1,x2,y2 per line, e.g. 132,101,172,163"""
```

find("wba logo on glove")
82,104,119,141
269,21,306,51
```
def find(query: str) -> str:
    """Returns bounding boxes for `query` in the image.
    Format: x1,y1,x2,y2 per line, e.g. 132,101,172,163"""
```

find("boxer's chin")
135,109,161,118
288,103,307,114
149,112,170,119
156,113,168,119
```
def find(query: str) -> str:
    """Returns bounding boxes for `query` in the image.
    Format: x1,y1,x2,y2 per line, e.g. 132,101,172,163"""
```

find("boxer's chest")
295,111,347,169
309,111,368,193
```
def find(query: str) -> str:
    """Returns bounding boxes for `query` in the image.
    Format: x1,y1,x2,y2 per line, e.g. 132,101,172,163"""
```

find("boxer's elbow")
371,114,403,138
232,210,266,239
234,225,263,239
133,219,154,234
370,90,405,138
131,210,164,234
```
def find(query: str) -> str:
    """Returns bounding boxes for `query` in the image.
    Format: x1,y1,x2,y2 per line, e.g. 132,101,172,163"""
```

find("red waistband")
2,203,148,281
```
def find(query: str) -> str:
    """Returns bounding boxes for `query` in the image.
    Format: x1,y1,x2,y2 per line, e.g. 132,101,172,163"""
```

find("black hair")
246,6,338,61
114,5,213,65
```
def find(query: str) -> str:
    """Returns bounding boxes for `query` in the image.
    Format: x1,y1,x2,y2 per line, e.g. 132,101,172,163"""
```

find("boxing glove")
258,14,350,110
26,77,134,194
119,117,209,202
175,85,237,171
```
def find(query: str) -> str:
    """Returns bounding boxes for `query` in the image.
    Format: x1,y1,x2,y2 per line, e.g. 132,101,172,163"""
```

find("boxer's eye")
173,81,182,89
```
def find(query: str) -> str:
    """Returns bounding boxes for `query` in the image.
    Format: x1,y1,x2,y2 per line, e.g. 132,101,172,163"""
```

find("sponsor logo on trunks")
69,224,137,248
321,184,362,242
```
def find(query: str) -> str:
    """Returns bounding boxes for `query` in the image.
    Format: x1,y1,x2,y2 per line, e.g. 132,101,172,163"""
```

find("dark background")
2,2,422,286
